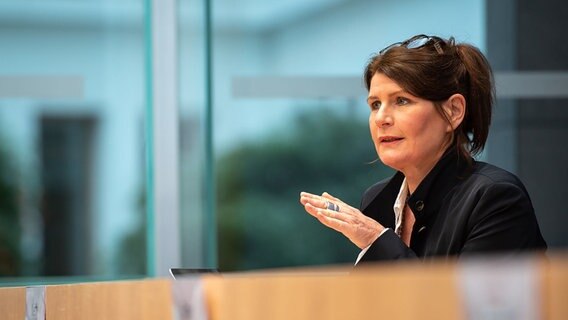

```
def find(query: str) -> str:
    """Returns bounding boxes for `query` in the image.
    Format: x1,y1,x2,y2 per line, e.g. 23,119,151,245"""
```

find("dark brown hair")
364,35,495,162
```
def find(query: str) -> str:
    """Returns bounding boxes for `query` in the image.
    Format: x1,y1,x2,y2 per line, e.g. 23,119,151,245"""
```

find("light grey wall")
213,0,485,151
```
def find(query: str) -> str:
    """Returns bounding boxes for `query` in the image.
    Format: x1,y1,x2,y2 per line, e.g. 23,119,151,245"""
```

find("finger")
318,206,350,222
305,192,345,210
300,192,324,205
300,192,321,200
321,192,347,206
300,199,326,209
301,195,330,210
304,203,323,218
324,207,336,219
315,209,349,232
300,193,315,205
306,203,344,222
321,192,339,201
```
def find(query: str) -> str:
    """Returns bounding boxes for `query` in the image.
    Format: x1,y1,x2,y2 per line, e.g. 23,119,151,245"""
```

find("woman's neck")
405,170,427,194
403,148,449,194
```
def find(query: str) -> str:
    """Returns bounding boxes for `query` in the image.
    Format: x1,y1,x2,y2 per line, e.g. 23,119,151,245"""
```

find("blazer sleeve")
460,182,547,255
358,229,417,262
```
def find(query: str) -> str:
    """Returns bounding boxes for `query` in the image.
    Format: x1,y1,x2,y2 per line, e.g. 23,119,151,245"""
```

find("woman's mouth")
379,136,404,144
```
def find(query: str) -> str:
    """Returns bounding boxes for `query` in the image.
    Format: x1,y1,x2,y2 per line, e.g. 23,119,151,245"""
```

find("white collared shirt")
355,178,408,265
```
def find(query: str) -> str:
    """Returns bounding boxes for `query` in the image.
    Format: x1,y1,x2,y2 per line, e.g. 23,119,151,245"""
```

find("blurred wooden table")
0,254,566,319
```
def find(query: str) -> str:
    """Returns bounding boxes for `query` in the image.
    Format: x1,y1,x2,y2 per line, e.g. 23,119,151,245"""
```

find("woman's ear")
443,94,466,132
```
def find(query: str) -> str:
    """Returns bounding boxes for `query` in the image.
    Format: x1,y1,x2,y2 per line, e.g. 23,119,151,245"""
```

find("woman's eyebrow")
367,90,407,103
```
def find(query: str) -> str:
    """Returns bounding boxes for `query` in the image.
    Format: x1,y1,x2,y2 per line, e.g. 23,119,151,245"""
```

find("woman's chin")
378,154,405,171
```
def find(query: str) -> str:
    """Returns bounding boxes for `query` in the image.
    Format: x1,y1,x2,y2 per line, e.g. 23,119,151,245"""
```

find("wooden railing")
1,254,567,319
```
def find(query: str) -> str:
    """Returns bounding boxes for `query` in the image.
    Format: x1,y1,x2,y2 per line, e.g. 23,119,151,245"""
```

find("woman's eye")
396,97,410,105
370,101,381,110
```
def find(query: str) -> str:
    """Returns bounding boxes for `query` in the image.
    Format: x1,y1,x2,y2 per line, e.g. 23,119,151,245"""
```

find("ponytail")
454,44,494,157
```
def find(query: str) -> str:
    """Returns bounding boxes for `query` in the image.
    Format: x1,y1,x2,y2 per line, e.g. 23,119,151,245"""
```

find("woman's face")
367,73,452,177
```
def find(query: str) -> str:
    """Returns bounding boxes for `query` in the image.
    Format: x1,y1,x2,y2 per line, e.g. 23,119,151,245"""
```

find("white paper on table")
171,277,208,320
26,286,46,320
457,257,540,320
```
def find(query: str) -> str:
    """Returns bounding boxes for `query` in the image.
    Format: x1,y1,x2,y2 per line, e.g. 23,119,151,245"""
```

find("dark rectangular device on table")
169,268,219,279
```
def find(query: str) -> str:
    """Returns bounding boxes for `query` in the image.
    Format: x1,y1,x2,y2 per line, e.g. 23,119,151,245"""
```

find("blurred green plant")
218,109,392,271
116,108,393,274
115,183,147,275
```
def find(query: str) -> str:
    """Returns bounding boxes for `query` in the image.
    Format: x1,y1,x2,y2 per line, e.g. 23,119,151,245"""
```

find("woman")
299,34,546,263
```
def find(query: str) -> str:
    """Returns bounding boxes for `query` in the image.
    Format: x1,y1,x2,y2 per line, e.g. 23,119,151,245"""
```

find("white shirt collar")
355,177,408,266
393,177,409,235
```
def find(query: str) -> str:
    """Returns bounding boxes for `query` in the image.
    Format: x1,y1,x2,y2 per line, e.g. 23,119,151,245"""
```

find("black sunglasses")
379,34,445,55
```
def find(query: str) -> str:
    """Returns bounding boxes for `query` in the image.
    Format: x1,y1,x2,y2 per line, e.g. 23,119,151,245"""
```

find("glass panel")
211,0,485,270
0,1,148,278
178,0,211,269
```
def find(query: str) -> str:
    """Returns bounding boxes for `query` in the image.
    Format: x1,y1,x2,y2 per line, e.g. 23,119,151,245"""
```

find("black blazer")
358,150,547,263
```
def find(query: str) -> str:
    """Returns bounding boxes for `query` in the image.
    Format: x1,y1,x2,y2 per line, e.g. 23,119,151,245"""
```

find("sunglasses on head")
379,34,445,55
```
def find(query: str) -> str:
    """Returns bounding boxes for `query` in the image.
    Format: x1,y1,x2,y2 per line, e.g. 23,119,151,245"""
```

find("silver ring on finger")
326,201,340,212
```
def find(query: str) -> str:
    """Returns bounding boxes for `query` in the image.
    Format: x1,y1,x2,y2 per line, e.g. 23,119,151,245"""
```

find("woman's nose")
374,106,392,127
